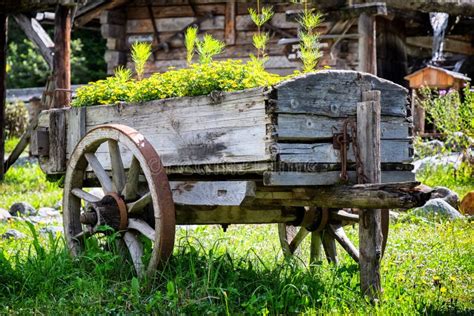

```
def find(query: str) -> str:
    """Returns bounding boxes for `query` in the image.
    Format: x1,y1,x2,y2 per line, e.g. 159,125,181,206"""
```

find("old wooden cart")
32,70,429,294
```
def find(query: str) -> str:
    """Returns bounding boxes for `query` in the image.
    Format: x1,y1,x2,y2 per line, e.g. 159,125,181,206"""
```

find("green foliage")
184,26,198,65
419,86,474,152
195,34,225,64
5,101,28,138
4,137,20,154
6,21,106,88
72,60,283,107
249,2,273,68
131,42,152,80
296,4,323,73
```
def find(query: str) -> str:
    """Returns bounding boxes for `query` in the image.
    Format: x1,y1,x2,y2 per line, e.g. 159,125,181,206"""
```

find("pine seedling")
131,42,152,80
185,26,198,66
297,2,323,72
114,65,132,82
195,34,225,64
248,1,274,71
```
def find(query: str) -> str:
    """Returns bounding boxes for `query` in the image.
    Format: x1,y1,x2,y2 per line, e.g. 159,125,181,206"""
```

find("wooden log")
263,170,415,186
0,14,6,181
357,91,383,298
358,13,376,74
53,5,71,108
13,14,54,68
252,181,430,209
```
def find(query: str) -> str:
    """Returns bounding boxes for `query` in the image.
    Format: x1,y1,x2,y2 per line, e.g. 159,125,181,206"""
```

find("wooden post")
357,90,383,299
0,14,7,181
225,0,236,45
358,13,377,74
53,5,71,108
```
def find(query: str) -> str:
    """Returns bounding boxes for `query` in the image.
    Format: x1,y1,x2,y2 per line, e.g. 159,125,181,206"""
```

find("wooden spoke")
123,231,145,276
123,156,141,200
322,231,338,264
108,140,126,193
278,223,292,256
331,209,359,223
71,230,91,240
289,227,310,254
127,192,152,214
71,188,101,203
310,231,323,264
328,224,360,263
128,218,156,241
84,153,113,193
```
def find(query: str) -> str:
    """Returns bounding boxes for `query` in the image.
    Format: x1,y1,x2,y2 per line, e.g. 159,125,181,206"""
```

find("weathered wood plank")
80,88,271,168
276,115,410,140
171,181,255,206
126,16,225,34
357,90,383,298
277,140,411,164
67,106,86,157
225,0,236,45
275,70,408,117
263,171,415,186
53,5,71,108
48,109,67,172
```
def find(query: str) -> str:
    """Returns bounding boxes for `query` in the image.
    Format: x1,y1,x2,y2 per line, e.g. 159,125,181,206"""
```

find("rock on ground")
413,198,463,220
2,229,26,240
9,202,36,216
39,226,63,235
38,207,61,218
0,208,12,222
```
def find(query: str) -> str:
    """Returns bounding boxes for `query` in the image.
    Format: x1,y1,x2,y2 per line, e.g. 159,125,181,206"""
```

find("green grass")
0,162,472,314
4,136,20,154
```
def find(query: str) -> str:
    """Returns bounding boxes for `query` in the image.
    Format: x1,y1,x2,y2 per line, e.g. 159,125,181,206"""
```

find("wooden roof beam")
13,14,54,68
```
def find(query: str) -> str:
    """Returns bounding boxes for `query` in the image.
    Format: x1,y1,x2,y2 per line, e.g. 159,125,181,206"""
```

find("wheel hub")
80,192,128,231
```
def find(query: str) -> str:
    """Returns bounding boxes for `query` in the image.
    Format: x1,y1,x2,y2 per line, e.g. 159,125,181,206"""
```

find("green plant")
419,86,474,153
131,42,152,80
184,26,198,66
296,1,323,72
5,101,28,138
195,34,225,64
249,2,274,69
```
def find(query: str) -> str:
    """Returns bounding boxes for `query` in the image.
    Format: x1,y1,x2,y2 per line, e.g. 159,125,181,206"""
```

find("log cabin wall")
100,0,363,77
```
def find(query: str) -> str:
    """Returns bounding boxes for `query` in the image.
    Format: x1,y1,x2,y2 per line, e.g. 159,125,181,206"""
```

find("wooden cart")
32,70,429,294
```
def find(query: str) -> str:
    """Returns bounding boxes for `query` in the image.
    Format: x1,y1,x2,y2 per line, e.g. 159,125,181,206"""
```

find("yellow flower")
433,276,440,281
440,287,447,293
450,276,456,282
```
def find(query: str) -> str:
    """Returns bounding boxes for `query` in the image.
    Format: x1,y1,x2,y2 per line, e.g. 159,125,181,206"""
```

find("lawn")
0,162,472,314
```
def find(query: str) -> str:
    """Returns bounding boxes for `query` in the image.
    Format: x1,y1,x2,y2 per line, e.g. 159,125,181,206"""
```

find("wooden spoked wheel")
278,207,389,265
63,124,175,277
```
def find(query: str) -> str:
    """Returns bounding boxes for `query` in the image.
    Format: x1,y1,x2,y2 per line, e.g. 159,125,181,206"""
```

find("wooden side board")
274,70,408,117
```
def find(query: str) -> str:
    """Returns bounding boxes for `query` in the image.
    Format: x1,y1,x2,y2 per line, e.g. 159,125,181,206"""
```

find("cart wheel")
63,124,175,277
278,207,389,265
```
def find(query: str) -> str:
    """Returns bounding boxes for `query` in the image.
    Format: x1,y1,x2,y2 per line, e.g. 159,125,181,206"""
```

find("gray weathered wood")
263,170,415,186
127,192,151,214
128,218,155,241
123,231,144,277
274,71,407,117
328,223,360,262
276,114,410,141
322,232,338,264
310,232,323,264
13,14,54,68
48,109,67,172
71,188,101,203
171,181,255,206
108,140,126,193
277,140,411,164
84,153,113,193
358,13,376,74
67,106,86,157
357,90,383,298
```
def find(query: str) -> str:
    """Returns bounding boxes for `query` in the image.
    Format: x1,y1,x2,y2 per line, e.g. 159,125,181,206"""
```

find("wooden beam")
74,0,128,27
406,36,474,56
0,14,7,181
13,14,54,68
358,13,377,74
224,0,236,45
357,91,383,299
53,5,71,108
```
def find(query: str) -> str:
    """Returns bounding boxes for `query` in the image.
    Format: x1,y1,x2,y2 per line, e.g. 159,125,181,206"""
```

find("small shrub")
5,101,28,138
248,2,274,70
131,42,152,80
184,26,198,66
296,1,323,72
195,34,225,64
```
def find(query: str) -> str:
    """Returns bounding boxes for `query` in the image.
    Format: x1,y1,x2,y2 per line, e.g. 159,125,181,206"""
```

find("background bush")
5,101,28,138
